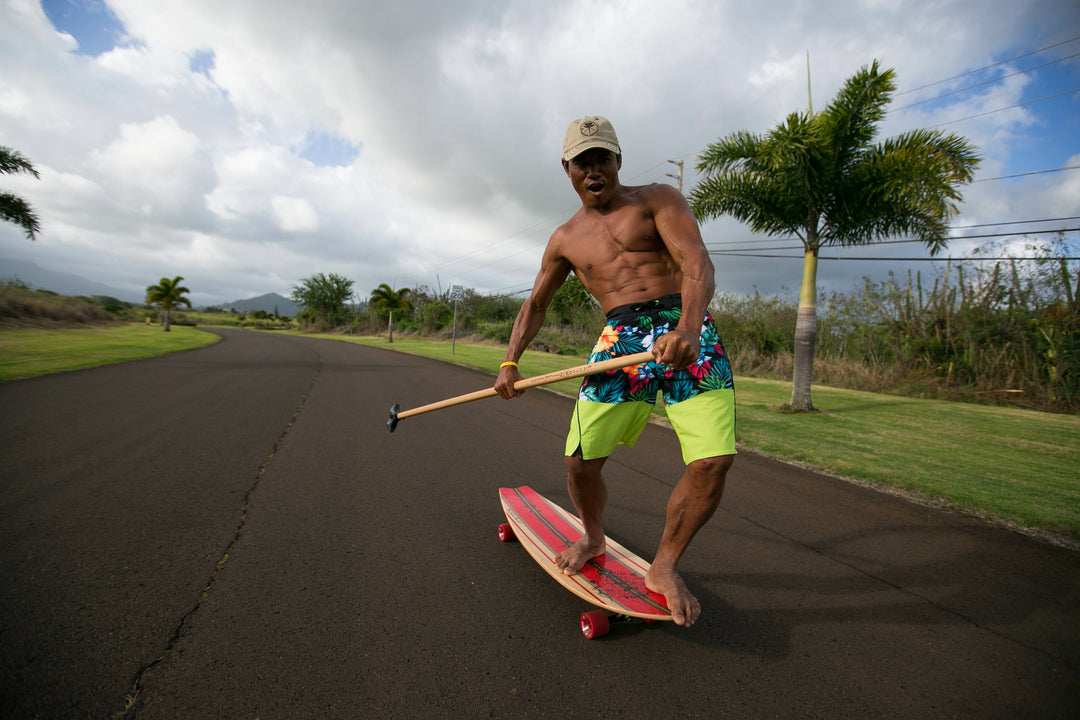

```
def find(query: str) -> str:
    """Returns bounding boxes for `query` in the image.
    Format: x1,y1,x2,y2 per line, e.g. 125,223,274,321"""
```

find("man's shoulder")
545,210,585,257
552,206,588,235
626,181,682,205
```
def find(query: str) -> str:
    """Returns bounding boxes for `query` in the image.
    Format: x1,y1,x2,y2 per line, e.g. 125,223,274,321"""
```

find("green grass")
0,324,220,381
734,378,1080,539
296,333,1080,545
4,326,1077,545
294,334,593,396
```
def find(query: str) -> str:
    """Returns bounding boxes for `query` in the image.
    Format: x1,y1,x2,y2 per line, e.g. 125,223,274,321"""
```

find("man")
494,116,736,627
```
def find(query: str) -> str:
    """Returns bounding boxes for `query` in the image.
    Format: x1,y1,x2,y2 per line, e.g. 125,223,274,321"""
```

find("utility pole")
666,159,683,193
450,283,463,356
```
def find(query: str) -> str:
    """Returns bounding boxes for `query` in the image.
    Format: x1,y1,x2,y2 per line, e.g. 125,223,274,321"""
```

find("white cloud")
270,196,319,233
1,0,1077,305
90,116,201,193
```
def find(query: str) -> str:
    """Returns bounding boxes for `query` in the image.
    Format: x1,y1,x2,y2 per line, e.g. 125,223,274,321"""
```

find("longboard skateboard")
498,486,671,638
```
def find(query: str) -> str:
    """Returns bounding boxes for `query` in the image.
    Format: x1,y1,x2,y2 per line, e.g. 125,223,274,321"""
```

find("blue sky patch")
299,131,361,167
189,49,216,77
41,0,127,57
1007,58,1080,173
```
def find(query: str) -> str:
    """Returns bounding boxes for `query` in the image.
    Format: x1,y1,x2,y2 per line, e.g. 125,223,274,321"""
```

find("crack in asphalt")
114,364,321,719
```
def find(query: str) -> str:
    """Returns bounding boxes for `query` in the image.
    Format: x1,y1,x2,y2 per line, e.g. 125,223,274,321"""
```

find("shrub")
0,280,114,326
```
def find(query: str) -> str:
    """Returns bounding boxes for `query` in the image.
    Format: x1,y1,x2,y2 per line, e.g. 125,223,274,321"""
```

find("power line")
485,282,533,297
895,35,1080,96
952,216,1080,228
975,165,1080,182
926,87,1080,128
706,226,1080,251
711,252,1080,262
892,51,1080,111
432,207,567,271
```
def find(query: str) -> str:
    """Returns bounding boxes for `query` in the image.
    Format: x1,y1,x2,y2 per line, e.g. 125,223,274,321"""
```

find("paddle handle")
395,351,653,421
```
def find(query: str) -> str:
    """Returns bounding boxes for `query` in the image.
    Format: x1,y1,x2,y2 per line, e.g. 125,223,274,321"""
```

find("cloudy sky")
1,0,1078,306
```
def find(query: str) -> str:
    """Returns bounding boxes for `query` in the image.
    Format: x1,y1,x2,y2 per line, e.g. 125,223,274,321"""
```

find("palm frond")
825,128,981,253
0,147,40,178
0,191,41,240
819,60,895,157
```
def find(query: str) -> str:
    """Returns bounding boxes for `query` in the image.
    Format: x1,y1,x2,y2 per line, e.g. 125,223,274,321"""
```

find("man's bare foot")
645,566,701,627
555,537,605,575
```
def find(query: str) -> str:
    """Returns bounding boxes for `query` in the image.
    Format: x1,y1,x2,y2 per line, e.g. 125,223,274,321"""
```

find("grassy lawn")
734,378,1080,539
301,333,1080,545
4,325,1077,545
0,324,220,381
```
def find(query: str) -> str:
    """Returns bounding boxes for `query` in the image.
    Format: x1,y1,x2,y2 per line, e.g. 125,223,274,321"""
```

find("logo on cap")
580,121,598,137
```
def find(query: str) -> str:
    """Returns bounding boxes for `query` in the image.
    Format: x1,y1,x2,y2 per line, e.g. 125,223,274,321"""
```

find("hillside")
218,292,303,317
0,258,140,302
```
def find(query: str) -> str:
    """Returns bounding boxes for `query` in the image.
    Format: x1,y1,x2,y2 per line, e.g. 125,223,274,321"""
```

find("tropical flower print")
592,325,620,354
687,360,712,381
579,305,733,405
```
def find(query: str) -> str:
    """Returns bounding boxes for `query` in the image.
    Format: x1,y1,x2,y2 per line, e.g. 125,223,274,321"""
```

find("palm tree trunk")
387,309,393,343
163,307,172,332
790,249,818,411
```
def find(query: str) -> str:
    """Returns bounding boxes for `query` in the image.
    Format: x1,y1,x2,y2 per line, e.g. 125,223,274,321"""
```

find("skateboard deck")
499,486,670,636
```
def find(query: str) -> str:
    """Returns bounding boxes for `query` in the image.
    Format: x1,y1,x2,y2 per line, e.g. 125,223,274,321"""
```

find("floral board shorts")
566,293,737,465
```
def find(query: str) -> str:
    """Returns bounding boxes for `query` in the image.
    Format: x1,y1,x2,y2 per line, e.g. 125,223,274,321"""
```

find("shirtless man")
494,116,736,627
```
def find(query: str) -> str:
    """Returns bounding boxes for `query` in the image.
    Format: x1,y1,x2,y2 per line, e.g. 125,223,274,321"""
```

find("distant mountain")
0,257,141,303
218,292,303,317
0,258,304,315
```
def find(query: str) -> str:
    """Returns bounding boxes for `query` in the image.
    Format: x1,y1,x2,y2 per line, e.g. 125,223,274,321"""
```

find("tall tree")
291,272,354,327
1,146,41,240
369,283,411,343
689,60,980,411
145,276,192,332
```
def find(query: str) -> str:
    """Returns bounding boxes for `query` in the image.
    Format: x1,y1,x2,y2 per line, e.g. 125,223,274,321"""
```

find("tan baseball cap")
561,116,621,162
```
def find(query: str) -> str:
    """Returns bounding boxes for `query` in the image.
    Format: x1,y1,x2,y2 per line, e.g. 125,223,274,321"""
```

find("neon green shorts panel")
565,400,652,461
665,388,737,463
565,388,736,464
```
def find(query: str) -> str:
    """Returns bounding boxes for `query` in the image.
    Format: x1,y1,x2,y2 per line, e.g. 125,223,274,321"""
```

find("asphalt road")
1,328,1077,719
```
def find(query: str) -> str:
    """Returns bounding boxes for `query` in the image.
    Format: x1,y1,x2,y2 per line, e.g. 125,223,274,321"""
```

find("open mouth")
585,180,605,195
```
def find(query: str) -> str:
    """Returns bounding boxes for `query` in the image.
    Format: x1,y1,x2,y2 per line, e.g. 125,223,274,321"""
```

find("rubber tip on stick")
387,403,400,433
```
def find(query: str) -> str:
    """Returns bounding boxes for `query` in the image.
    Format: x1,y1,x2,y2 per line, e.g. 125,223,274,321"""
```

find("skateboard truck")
579,610,658,639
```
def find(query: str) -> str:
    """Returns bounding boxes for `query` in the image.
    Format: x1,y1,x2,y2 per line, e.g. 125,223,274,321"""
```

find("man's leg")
555,453,609,574
645,454,733,627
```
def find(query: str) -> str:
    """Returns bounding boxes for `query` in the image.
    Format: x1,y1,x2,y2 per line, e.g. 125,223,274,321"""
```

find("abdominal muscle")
575,251,683,313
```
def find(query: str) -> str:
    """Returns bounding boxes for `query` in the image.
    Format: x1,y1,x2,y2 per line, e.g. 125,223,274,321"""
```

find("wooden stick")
386,351,654,432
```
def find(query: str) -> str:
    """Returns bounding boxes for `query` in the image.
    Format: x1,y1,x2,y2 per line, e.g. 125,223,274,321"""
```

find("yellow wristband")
499,361,518,369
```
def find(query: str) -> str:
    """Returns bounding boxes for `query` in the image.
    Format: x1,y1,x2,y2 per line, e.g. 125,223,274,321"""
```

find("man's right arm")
494,235,571,398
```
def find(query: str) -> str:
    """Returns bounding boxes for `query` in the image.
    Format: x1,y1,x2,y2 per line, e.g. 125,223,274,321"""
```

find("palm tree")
689,60,980,411
369,284,411,343
146,276,192,332
1,146,41,240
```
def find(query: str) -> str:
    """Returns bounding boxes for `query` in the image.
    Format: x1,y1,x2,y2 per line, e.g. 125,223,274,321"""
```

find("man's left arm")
649,184,716,369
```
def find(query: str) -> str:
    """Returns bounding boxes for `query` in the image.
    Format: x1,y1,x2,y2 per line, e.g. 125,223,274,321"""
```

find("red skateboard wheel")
497,523,515,542
580,610,609,639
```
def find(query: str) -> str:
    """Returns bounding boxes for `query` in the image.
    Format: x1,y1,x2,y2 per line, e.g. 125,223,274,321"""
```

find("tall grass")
371,237,1078,413
0,280,115,326
707,237,1079,412
818,237,1078,411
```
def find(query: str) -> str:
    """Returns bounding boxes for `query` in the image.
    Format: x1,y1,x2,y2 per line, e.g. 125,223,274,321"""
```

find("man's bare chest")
565,211,665,267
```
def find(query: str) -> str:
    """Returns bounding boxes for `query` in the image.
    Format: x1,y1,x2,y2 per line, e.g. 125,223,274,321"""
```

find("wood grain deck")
499,486,671,620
